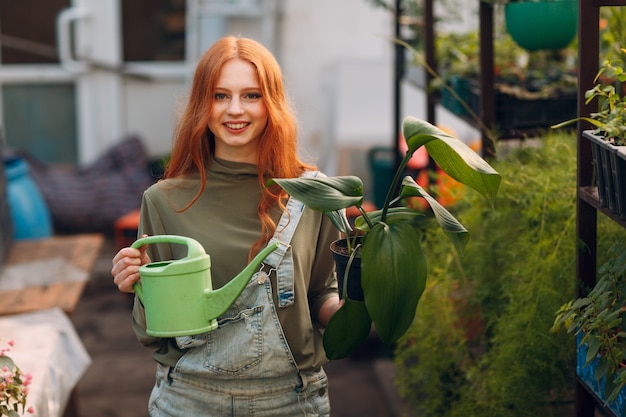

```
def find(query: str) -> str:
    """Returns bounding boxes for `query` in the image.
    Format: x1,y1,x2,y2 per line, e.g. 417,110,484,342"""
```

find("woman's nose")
227,98,244,115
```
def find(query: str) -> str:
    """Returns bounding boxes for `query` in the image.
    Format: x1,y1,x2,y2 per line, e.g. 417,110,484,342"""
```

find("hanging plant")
505,0,579,51
481,0,579,52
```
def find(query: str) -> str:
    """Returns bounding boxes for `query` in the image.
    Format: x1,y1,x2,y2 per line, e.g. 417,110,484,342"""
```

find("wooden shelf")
579,186,626,228
577,377,622,417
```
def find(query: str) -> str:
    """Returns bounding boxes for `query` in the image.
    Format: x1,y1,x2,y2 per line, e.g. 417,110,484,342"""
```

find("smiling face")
208,58,269,164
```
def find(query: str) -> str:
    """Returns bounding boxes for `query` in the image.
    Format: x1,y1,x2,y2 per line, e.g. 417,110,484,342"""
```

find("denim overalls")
147,173,331,416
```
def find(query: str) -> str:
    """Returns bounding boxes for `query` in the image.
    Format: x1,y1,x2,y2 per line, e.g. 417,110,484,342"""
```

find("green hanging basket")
505,0,578,51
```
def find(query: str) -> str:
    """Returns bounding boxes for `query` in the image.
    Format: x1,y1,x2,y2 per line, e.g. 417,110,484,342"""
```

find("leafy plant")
553,242,626,403
269,116,501,359
552,55,626,144
0,341,34,417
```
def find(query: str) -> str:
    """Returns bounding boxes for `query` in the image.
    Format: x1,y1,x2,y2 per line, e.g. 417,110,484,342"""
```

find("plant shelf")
575,1,626,416
579,187,626,228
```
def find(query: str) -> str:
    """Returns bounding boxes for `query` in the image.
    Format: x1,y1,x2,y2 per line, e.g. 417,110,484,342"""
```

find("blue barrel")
4,157,53,240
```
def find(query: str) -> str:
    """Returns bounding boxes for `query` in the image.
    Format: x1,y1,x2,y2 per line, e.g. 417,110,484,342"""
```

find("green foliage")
323,299,371,359
553,242,626,403
394,243,479,416
552,57,626,143
394,131,626,416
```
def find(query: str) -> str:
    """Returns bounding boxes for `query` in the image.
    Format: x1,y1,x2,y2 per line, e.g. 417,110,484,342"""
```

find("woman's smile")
224,122,250,131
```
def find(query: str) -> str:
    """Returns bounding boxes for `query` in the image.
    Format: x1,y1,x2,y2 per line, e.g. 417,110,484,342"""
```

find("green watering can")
131,235,278,337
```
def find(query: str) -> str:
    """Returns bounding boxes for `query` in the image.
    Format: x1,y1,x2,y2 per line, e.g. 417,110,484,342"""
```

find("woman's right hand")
111,238,151,293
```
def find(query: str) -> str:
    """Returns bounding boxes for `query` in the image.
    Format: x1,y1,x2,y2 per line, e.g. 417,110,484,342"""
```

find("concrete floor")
68,237,412,417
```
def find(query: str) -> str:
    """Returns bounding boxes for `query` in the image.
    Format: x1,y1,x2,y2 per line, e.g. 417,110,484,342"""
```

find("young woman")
111,36,342,416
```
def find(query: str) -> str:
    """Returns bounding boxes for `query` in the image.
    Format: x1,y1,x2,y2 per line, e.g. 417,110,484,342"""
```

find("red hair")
164,36,315,258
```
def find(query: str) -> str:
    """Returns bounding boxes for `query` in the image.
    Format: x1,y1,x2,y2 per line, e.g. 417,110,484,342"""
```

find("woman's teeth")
226,122,247,129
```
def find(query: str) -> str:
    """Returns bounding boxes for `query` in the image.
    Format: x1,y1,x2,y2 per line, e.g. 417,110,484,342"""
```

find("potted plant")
553,242,626,410
269,116,501,359
552,56,626,218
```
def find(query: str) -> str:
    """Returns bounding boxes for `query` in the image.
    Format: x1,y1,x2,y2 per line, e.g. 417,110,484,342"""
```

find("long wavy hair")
164,36,314,258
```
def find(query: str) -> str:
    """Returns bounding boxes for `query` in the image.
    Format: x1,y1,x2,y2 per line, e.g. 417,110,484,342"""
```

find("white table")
0,308,91,417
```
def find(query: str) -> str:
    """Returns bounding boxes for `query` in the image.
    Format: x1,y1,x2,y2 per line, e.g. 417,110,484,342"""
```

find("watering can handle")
130,235,207,260
130,235,207,301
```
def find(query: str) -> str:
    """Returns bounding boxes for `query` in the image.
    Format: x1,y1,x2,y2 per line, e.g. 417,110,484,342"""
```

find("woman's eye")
245,93,262,100
215,93,228,100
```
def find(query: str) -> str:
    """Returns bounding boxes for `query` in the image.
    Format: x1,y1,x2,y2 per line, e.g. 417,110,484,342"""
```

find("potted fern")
270,116,501,359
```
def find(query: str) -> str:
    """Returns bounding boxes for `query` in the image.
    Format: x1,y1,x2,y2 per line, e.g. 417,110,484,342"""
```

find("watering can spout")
204,241,279,319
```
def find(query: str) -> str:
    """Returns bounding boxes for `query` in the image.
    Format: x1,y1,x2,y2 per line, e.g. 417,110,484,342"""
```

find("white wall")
278,1,480,177
279,0,394,174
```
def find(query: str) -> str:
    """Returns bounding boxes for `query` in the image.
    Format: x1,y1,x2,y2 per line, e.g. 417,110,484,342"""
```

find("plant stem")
381,153,411,222
342,242,362,300
358,206,375,230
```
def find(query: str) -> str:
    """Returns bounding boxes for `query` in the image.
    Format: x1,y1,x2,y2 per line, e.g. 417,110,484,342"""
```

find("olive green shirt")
131,157,339,371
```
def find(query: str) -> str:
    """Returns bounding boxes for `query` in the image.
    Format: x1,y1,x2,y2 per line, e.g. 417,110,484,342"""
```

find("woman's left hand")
318,296,344,327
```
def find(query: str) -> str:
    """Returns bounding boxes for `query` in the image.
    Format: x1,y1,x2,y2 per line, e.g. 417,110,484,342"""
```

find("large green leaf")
551,116,604,130
269,176,364,211
322,299,372,360
361,221,427,345
399,176,469,255
402,115,453,152
402,116,501,205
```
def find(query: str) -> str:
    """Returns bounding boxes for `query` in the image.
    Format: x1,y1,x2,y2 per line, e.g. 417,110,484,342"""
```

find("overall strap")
264,170,319,308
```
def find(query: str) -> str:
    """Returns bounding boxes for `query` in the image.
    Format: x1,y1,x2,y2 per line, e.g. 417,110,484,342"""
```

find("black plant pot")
467,84,577,131
584,130,626,220
330,238,364,302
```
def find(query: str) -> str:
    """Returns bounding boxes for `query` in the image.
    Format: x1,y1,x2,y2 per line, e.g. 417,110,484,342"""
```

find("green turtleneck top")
131,157,339,372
